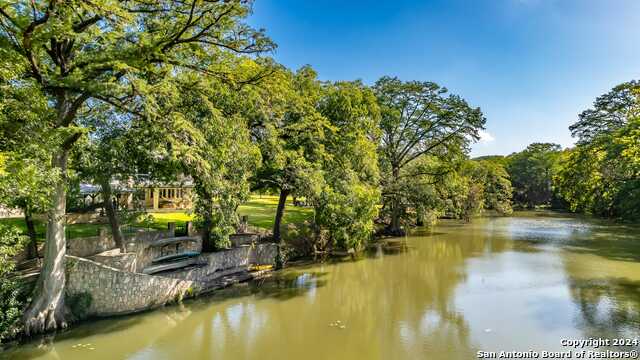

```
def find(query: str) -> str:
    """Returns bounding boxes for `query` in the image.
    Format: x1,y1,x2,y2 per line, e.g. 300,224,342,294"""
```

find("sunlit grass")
0,217,103,240
146,195,313,230
0,195,313,239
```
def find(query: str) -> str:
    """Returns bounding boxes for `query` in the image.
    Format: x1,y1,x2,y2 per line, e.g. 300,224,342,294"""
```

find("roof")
78,176,194,195
79,183,101,195
79,181,136,195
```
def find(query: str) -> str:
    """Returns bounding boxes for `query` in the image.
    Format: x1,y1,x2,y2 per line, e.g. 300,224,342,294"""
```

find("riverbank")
5,212,640,359
2,223,282,347
5,210,638,350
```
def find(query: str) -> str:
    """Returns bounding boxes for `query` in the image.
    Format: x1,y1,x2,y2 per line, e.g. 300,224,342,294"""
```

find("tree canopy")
555,82,640,220
506,143,562,208
374,76,485,234
0,0,273,335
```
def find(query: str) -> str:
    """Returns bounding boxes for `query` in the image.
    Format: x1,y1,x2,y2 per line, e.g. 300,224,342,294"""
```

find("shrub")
0,225,26,343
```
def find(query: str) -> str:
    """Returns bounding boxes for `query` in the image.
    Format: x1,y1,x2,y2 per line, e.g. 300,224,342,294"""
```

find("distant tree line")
482,81,640,222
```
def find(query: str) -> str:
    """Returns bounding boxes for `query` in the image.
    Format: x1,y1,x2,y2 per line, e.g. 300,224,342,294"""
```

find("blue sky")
248,0,640,156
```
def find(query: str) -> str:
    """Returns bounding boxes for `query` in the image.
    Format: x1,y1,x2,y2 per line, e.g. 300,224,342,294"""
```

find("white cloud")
478,130,495,143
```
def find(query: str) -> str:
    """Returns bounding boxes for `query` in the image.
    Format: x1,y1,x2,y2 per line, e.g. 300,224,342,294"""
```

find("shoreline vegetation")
0,0,638,350
3,209,635,352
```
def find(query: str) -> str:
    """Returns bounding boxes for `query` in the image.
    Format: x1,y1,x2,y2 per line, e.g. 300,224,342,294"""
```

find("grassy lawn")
0,195,313,240
0,217,103,240
147,195,313,230
238,195,313,229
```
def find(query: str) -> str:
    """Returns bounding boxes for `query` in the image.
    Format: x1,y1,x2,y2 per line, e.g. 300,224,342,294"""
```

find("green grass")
0,195,313,240
146,195,313,230
239,195,313,229
0,217,103,240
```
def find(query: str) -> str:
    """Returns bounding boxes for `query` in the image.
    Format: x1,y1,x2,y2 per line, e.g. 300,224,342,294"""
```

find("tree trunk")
202,214,214,252
201,194,215,253
415,207,424,227
388,204,403,234
25,206,39,259
273,188,289,242
385,166,405,236
22,150,69,335
100,179,124,251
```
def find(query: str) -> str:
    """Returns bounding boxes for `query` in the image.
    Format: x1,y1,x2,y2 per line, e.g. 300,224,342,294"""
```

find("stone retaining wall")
65,255,195,317
67,232,115,258
64,242,277,316
67,228,174,258
229,233,259,247
89,250,138,272
135,236,202,272
251,242,279,265
162,243,278,282
66,212,108,224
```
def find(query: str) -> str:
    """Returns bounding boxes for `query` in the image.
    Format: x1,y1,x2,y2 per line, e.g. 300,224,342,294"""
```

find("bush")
0,225,27,343
314,177,380,252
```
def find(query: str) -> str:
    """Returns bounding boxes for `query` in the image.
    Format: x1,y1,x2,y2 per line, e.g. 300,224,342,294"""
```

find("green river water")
5,212,640,359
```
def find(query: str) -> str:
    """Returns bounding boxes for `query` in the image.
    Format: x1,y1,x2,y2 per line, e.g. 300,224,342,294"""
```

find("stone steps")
142,257,200,274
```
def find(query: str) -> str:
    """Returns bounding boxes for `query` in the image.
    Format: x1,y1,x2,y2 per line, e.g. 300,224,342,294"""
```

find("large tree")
164,70,264,251
73,106,158,251
556,81,640,220
374,76,485,235
313,80,381,251
0,0,272,334
249,66,328,242
570,81,640,144
507,142,562,208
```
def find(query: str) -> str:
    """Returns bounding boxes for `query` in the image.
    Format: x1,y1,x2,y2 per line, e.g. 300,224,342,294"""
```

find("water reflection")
5,212,640,359
569,277,640,339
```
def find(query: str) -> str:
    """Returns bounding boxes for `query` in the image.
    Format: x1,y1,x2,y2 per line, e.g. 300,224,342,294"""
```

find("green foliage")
251,66,328,194
465,160,513,215
374,76,486,233
244,66,328,242
438,169,480,221
570,81,640,144
400,158,514,222
312,81,381,251
556,117,640,220
314,174,380,251
507,143,562,208
0,225,27,342
393,156,447,224
159,71,265,250
554,81,640,221
0,153,55,215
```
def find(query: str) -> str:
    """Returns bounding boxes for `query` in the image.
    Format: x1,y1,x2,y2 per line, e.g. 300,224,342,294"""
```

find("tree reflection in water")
7,214,640,360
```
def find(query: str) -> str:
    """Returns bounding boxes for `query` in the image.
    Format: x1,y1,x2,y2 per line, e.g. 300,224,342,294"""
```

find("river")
5,212,640,359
